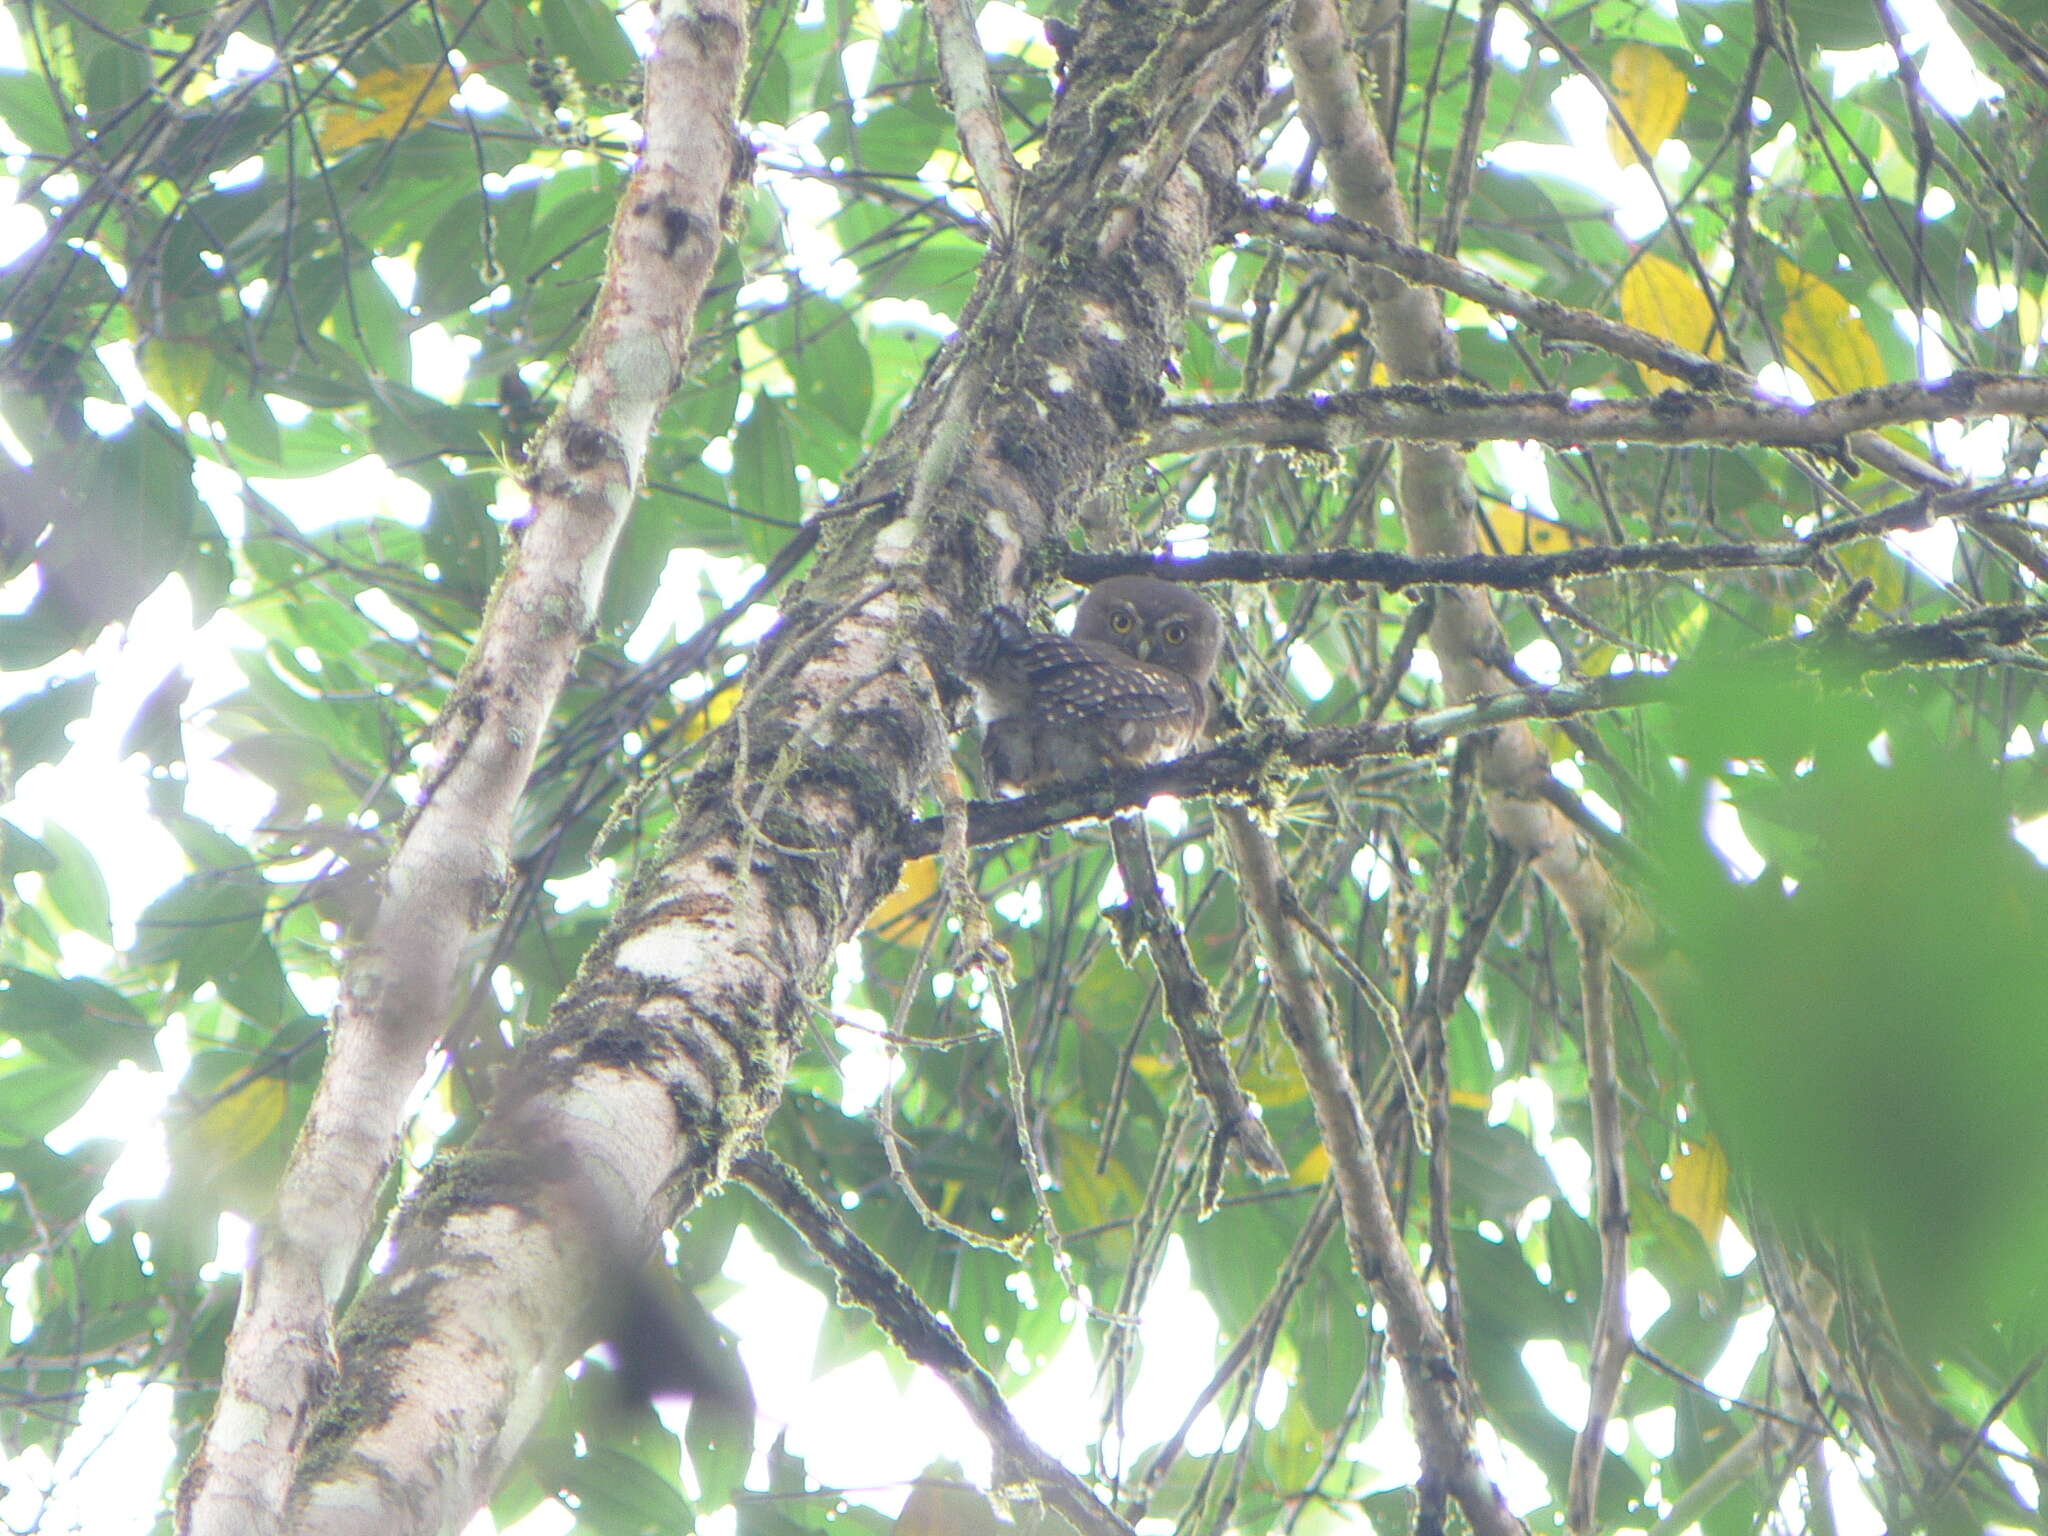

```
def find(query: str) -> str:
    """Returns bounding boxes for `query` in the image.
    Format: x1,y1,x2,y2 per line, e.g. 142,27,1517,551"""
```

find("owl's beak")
1134,637,1155,661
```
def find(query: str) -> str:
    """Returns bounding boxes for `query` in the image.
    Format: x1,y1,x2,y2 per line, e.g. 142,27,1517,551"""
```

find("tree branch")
1066,538,1819,588
179,4,754,1528
736,1151,1139,1536
908,599,2048,854
1107,817,1289,1184
910,670,1667,855
1567,939,1629,1534
1219,804,1528,1536
1239,193,1961,493
1148,372,2048,455
264,4,1274,1527
927,0,1022,240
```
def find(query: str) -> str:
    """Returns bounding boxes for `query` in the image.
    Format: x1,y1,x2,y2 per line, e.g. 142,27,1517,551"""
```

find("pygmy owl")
961,575,1223,794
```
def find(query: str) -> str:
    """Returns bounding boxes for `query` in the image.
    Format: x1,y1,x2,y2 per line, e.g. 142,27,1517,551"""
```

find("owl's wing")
1008,634,1206,733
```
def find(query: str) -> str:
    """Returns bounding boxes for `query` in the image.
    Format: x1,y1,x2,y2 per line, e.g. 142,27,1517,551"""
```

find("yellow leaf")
681,683,741,744
1052,1127,1141,1228
1480,503,1579,555
1668,1136,1729,1244
867,854,940,946
1241,1053,1309,1107
2016,283,2044,351
1291,1142,1330,1187
1450,1089,1491,1111
1130,1052,1175,1082
318,63,460,155
1606,43,1687,164
188,1075,288,1166
1621,251,1720,387
1777,257,1888,395
141,338,217,418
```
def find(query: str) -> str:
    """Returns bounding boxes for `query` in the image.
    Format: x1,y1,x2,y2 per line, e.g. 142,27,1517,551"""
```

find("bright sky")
0,0,2035,1529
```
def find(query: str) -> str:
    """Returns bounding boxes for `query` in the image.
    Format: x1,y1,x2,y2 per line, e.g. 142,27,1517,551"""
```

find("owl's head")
1073,576,1223,683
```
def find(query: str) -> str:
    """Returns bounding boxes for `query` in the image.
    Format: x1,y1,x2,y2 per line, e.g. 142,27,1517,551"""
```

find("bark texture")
178,1,753,1528
276,1,1276,1527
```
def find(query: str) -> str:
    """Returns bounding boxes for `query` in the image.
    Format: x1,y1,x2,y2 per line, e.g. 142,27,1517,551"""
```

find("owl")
961,575,1223,794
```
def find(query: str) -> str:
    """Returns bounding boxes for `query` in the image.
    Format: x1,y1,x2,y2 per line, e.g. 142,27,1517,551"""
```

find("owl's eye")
1162,621,1189,647
1110,610,1135,633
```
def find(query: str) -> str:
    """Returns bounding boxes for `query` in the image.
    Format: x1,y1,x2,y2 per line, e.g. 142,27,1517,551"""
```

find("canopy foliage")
2,0,2047,1530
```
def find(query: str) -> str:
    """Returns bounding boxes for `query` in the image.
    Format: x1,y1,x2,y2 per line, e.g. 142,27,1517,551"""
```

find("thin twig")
1568,935,1629,1534
1108,816,1290,1183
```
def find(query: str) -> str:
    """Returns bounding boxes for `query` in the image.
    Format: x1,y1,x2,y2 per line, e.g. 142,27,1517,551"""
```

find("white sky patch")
1626,1268,1671,1333
547,858,617,912
1488,7,1531,70
1821,1440,1888,1536
1885,516,1957,584
1633,1403,1675,1459
1489,441,1555,517
1704,780,1766,882
205,1210,255,1282
250,455,432,530
1482,74,1672,244
373,253,417,310
1553,760,1623,832
1288,641,1334,700
625,548,728,660
2014,814,2048,866
1267,116,1315,187
46,1054,178,1225
1545,1136,1593,1221
1120,1238,1226,1454
974,1,1044,55
0,198,45,265
1822,0,2000,113
1520,1338,1587,1429
412,323,479,402
1,579,229,939
1350,841,1395,900
1704,1305,1775,1400
0,1376,176,1535
215,32,277,81
1513,638,1561,685
1475,1416,1551,1514
1346,1363,1422,1489
715,1225,828,1435
1717,1217,1757,1277
833,1006,898,1116
454,69,512,116
1754,356,1815,405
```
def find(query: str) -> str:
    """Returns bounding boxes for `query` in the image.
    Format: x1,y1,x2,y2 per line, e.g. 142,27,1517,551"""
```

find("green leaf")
34,822,111,943
0,676,95,774
730,396,803,556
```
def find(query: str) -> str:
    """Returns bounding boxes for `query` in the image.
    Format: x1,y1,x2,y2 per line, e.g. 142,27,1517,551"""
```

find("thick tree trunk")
278,4,1275,1528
